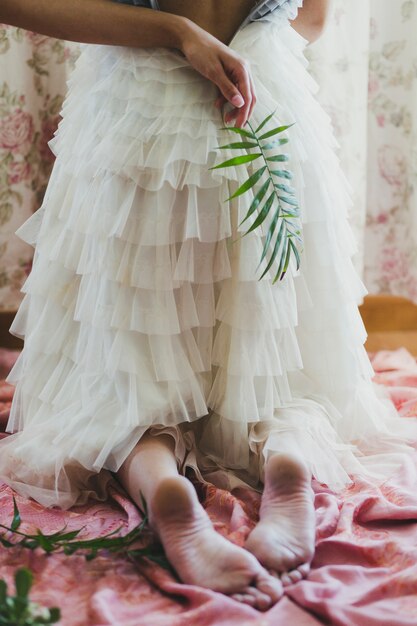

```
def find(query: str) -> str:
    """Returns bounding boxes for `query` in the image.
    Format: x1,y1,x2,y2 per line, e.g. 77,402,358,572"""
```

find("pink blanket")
1,347,417,626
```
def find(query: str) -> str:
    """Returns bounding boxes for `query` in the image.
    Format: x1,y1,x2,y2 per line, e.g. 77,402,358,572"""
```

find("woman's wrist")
163,13,192,51
0,0,198,51
167,14,204,55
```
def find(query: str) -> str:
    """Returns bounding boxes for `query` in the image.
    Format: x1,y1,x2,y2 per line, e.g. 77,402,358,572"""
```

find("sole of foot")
150,475,283,611
245,453,316,585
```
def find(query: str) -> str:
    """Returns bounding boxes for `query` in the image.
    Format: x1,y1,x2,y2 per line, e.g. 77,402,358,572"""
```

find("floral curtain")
307,0,417,302
1,0,417,312
0,27,74,312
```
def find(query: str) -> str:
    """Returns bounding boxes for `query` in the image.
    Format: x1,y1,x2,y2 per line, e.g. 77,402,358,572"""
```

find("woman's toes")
233,574,283,611
255,573,284,604
281,563,310,586
298,563,311,577
280,572,293,587
231,593,256,607
287,569,303,584
243,586,273,611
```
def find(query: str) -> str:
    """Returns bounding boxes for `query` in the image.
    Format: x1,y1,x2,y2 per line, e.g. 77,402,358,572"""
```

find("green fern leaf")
259,123,294,141
213,112,303,282
278,195,299,207
273,240,288,283
228,166,267,200
217,141,259,150
255,110,276,134
245,191,275,235
266,154,289,163
210,153,262,170
274,238,292,283
258,221,286,280
239,178,271,226
274,183,295,194
258,206,281,268
271,169,293,179
289,238,301,270
262,138,289,150
220,126,256,138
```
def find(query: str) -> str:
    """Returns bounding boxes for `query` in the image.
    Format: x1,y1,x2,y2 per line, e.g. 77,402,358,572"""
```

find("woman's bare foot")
245,454,316,586
150,475,283,611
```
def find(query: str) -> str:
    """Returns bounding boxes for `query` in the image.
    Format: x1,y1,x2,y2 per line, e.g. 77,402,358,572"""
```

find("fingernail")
231,95,244,107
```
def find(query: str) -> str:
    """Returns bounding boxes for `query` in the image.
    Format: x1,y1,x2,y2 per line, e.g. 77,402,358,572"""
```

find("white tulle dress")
0,3,416,509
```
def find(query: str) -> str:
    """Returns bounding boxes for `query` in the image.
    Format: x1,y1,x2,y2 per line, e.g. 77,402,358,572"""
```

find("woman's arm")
0,0,255,128
0,0,187,48
290,0,332,43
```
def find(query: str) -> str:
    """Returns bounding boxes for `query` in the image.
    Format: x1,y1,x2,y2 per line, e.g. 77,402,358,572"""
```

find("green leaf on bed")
0,498,171,574
15,568,32,599
0,580,6,605
0,568,60,625
11,496,21,532
213,112,303,281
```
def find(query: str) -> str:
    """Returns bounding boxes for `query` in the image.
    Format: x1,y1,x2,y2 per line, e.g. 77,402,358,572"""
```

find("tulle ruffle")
0,13,417,508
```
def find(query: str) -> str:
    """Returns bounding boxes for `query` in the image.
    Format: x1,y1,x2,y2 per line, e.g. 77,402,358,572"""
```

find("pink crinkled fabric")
1,346,417,625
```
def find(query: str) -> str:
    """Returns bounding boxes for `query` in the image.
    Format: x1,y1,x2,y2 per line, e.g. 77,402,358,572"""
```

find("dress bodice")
113,0,301,33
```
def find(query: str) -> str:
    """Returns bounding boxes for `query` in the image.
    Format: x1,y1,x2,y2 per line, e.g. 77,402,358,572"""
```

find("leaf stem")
247,120,288,234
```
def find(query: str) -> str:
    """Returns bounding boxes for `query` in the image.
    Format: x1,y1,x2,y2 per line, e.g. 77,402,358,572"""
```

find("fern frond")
214,112,304,282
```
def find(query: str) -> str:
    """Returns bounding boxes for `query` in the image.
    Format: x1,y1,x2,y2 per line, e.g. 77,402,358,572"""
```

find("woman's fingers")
180,27,256,128
213,57,257,128
233,62,253,128
214,94,227,110
248,74,257,122
213,66,245,111
217,61,251,128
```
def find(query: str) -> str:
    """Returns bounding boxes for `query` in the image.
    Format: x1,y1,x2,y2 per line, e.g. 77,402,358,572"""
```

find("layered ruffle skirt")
1,14,417,509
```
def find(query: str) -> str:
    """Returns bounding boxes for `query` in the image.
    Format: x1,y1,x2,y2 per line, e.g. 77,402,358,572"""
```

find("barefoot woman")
1,0,416,612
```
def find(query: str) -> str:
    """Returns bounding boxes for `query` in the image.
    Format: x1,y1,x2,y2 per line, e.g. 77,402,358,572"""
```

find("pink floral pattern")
0,109,34,152
2,4,417,312
306,0,417,303
0,25,77,312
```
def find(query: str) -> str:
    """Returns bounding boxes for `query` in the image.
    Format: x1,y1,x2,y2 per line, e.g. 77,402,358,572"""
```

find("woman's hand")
179,20,257,128
1,0,256,127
